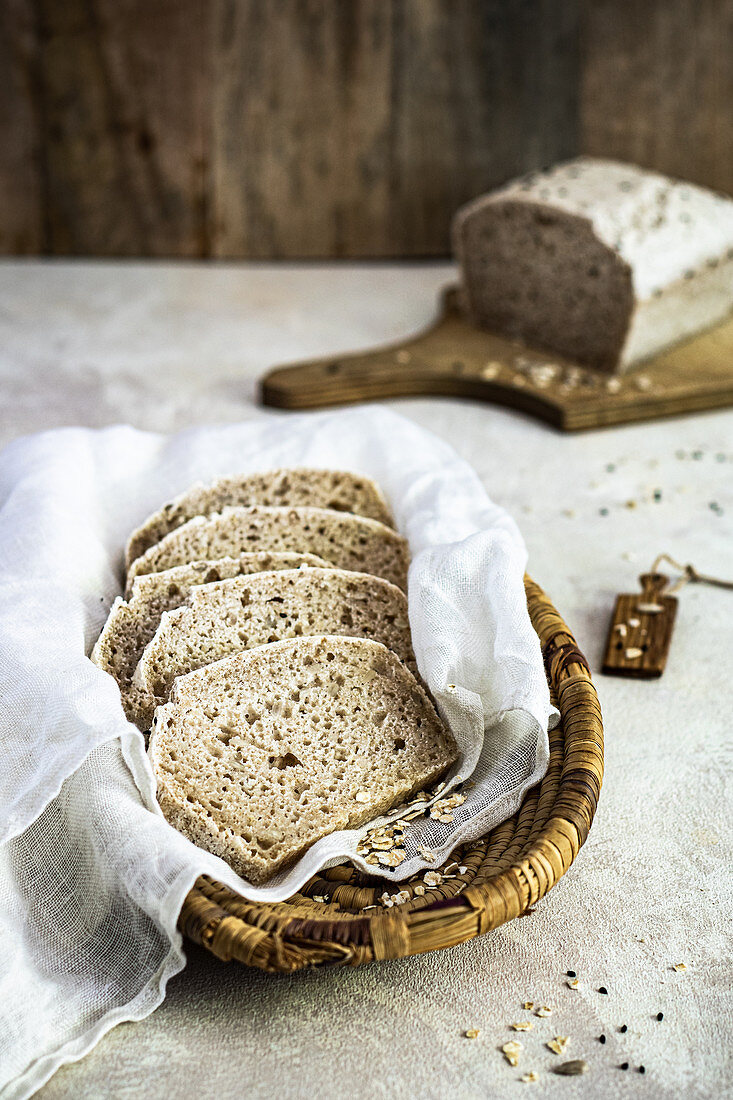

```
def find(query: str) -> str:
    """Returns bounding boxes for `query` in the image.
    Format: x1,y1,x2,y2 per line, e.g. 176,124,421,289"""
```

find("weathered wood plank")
28,0,211,256
211,0,580,258
0,0,43,252
580,0,733,195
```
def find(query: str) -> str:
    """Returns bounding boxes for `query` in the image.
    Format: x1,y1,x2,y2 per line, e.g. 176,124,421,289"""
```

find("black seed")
620,1062,629,1070
598,986,608,994
599,1034,606,1044
638,1066,646,1074
599,508,609,516
619,1025,628,1033
657,1012,664,1021
653,489,662,502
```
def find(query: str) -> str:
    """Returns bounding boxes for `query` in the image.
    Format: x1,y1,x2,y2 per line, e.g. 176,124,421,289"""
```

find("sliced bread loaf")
150,635,458,884
91,552,332,726
126,468,394,566
453,157,733,372
126,506,409,593
133,567,416,726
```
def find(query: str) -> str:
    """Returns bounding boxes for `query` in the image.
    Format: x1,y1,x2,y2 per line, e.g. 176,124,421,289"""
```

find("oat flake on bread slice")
132,567,416,729
149,635,458,885
125,468,394,567
125,505,409,594
91,552,333,726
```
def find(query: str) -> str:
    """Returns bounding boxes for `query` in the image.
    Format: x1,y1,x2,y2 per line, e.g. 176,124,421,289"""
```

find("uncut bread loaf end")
126,506,409,594
150,635,458,884
453,157,733,373
91,552,333,726
125,468,394,567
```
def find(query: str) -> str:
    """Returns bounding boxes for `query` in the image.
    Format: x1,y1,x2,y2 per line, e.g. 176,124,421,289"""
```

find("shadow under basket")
178,576,603,972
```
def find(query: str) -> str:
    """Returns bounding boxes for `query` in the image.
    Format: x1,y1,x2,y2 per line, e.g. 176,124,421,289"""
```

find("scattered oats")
370,838,397,851
403,809,426,821
458,865,468,875
394,819,412,831
444,862,459,873
364,854,380,865
482,361,501,379
520,1072,539,1084
413,884,426,896
567,978,581,990
547,1036,570,1055
393,890,410,905
522,1002,535,1011
637,602,663,613
395,349,411,364
312,895,328,903
417,846,437,860
502,1040,523,1066
431,781,447,796
378,850,405,867
362,904,377,910
423,871,443,887
411,791,431,803
381,897,394,908
511,1021,534,1032
535,1005,552,1018
628,617,640,628
464,1028,481,1039
614,623,627,637
606,377,622,393
355,791,371,803
625,647,644,659
674,962,687,972
433,812,454,823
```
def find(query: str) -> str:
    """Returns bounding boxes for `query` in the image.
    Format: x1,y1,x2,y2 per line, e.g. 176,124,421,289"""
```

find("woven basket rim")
178,574,603,971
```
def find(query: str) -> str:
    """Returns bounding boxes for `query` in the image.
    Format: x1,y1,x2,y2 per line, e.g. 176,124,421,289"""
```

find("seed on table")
620,1062,629,1071
638,1066,646,1074
464,1028,481,1039
619,1025,628,1033
566,970,576,977
656,1012,664,1021
598,1034,606,1044
597,986,608,995
553,1060,589,1077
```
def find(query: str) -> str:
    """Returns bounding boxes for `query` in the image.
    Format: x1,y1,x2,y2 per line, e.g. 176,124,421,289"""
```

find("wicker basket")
178,576,603,972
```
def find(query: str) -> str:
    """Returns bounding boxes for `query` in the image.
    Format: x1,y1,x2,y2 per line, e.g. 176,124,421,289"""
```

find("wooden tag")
602,573,678,679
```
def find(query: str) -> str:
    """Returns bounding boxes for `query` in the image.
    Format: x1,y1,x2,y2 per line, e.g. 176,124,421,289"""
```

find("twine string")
650,553,733,596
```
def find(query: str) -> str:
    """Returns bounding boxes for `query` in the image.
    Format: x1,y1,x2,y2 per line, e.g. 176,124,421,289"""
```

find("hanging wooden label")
602,573,678,679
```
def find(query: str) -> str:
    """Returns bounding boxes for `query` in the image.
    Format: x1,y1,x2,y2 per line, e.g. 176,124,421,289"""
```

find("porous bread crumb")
150,635,458,884
126,505,409,593
133,567,417,725
125,468,394,565
90,552,333,726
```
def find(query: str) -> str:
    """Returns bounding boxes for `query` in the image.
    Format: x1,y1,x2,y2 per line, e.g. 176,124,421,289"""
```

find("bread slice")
133,567,416,726
126,468,394,566
90,552,333,726
126,506,409,594
150,635,458,884
453,157,733,372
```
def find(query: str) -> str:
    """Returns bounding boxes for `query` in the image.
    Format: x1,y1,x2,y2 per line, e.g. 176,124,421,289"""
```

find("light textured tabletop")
2,261,731,1100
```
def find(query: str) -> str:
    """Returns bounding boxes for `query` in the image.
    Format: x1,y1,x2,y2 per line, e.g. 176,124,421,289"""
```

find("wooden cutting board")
259,286,733,431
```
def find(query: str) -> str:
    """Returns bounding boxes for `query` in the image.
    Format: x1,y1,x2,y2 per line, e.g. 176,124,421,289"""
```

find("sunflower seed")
553,1060,589,1076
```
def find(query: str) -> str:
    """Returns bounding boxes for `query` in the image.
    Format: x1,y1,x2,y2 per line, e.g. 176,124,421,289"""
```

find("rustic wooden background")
1,0,731,259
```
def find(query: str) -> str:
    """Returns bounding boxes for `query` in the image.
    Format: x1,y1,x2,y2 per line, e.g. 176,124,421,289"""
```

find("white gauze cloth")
0,407,556,1099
